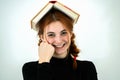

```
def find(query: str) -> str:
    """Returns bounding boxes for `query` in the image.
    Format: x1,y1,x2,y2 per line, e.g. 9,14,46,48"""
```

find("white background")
0,0,120,80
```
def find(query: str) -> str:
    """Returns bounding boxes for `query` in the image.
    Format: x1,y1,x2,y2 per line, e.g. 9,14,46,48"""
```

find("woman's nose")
54,36,62,43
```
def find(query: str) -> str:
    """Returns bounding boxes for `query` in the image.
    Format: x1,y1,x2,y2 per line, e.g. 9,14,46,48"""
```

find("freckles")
47,38,54,44
65,36,71,43
64,35,70,40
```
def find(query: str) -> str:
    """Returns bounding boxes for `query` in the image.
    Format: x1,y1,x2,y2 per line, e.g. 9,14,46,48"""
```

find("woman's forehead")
45,21,68,32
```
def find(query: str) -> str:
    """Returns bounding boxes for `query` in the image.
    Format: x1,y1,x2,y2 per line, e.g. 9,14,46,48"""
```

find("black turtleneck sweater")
22,55,98,80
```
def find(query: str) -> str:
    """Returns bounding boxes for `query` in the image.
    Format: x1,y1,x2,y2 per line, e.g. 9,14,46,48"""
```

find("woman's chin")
54,50,67,57
55,50,64,54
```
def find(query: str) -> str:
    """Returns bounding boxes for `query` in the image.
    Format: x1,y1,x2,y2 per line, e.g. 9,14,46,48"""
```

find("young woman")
22,1,98,80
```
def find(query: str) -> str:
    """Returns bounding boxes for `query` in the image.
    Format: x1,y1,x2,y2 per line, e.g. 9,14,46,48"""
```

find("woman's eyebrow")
47,32,54,34
61,29,67,32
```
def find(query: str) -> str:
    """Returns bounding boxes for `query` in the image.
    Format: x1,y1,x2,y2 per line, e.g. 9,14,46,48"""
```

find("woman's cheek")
47,38,54,44
64,36,70,42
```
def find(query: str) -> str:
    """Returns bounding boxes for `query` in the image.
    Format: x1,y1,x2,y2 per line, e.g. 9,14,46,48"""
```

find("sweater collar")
50,54,73,66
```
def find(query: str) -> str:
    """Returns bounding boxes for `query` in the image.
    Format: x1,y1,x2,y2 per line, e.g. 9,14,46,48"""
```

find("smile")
53,43,66,48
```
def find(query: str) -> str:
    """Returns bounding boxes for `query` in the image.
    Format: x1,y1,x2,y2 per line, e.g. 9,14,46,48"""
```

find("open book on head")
31,1,80,31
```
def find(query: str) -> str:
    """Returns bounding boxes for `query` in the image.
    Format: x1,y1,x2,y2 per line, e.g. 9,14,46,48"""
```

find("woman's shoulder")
22,61,38,70
76,60,96,70
22,61,50,69
76,60,94,65
23,61,38,66
76,60,98,79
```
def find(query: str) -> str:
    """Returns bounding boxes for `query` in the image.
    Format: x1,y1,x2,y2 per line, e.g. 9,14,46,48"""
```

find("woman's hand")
38,33,55,63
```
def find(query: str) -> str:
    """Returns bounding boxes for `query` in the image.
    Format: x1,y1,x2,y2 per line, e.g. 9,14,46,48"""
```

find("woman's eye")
61,31,67,36
48,34,55,37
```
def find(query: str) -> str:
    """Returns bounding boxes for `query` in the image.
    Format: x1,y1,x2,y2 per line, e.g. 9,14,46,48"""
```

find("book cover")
31,1,80,31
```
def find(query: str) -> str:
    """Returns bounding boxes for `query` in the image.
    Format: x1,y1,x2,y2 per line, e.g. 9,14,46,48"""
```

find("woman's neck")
53,51,68,59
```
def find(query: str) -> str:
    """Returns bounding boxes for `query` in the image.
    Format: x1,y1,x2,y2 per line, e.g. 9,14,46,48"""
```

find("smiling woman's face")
43,21,72,58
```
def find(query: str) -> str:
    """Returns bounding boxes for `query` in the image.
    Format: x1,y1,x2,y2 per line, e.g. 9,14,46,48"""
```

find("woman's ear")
38,35,43,46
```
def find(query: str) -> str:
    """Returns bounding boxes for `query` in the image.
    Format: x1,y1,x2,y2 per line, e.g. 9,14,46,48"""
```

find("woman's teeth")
56,45,63,48
53,43,65,48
